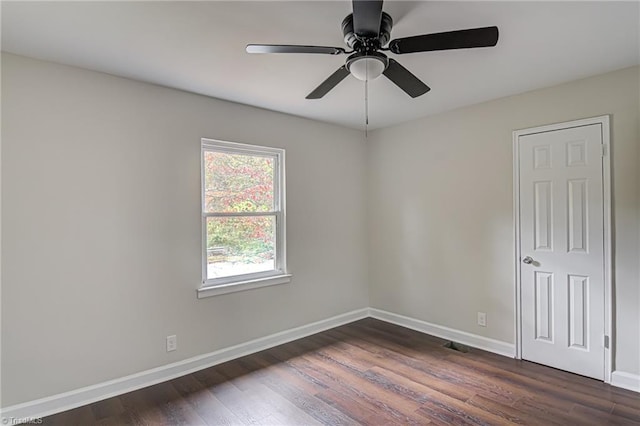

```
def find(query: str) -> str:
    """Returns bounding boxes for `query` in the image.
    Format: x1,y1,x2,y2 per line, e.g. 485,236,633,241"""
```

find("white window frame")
198,138,290,298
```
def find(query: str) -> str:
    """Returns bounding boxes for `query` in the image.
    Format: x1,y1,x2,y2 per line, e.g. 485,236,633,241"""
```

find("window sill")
197,274,292,298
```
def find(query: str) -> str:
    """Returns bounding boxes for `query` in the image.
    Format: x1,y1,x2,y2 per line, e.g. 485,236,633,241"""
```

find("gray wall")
1,53,369,406
367,66,640,375
2,53,638,408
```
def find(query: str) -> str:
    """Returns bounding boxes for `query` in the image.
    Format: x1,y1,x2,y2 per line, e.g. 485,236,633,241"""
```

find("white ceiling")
2,1,639,130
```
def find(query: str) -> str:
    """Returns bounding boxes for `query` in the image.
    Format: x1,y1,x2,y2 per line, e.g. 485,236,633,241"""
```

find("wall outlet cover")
477,312,487,327
166,335,177,352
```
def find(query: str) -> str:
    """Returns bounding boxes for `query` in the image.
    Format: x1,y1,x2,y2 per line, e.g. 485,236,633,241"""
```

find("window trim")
198,138,289,298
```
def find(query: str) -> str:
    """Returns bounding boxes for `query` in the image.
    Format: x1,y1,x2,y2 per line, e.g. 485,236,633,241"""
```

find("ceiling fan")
246,0,499,99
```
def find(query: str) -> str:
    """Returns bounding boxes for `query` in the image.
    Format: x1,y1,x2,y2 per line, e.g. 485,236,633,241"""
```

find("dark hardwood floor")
42,318,640,425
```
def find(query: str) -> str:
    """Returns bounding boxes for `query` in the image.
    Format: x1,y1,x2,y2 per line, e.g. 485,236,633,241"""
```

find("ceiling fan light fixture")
247,1,499,99
346,51,388,81
348,56,386,81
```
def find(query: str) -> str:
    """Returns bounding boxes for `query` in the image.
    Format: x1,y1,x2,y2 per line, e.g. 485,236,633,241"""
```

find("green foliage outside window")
204,151,275,263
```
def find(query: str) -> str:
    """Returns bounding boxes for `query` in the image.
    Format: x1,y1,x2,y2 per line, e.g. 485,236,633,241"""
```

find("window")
199,139,289,298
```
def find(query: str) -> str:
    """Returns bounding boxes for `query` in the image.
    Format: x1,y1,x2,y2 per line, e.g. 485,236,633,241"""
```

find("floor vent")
443,341,469,353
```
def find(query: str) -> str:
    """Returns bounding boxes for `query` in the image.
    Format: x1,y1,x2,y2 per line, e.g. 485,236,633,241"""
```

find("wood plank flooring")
41,318,640,425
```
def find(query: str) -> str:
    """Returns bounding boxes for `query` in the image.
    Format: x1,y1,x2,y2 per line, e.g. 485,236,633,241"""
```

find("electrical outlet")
166,335,177,352
477,312,487,327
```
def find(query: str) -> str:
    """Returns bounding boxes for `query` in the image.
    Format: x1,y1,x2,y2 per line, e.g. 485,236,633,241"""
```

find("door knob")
522,256,534,264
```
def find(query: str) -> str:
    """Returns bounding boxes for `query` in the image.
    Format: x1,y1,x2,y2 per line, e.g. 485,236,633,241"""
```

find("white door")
518,122,605,380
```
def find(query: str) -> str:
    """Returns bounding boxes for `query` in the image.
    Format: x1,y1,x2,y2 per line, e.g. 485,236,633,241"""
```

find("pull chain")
364,63,369,138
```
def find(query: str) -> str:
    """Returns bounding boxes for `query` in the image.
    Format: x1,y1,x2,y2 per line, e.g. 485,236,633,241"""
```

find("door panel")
568,274,588,349
534,181,553,251
519,123,604,380
534,271,554,342
568,179,588,252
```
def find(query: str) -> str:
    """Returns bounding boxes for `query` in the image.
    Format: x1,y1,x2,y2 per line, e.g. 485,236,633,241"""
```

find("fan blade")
389,26,499,54
383,59,430,98
352,0,383,37
306,66,350,99
246,44,345,55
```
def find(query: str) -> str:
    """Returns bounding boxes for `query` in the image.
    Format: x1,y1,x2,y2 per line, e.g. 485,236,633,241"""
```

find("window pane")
206,216,276,279
204,150,274,213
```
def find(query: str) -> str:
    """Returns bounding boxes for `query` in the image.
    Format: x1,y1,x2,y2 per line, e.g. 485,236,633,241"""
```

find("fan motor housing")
342,12,393,50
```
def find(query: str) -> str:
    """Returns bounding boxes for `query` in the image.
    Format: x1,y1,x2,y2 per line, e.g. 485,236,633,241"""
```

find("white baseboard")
611,371,640,393
369,308,515,358
0,308,370,421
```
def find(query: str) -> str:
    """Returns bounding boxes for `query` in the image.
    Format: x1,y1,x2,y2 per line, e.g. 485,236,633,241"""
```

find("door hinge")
601,144,608,157
604,335,609,349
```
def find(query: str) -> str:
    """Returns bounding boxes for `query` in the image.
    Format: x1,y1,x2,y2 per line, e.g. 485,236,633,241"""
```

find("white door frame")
513,115,612,383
